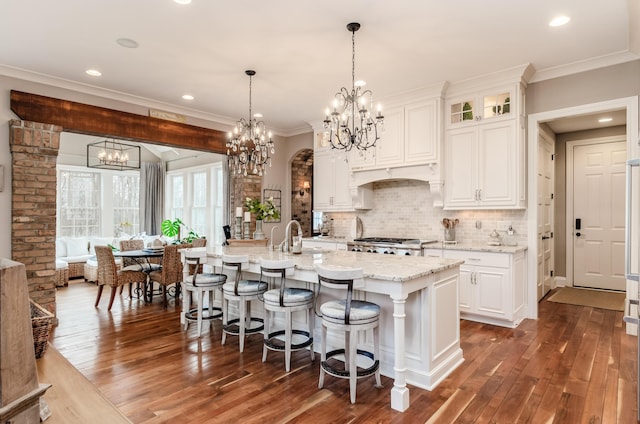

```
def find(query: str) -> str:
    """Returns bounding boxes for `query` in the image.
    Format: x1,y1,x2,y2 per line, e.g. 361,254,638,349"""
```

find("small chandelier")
87,139,140,171
226,70,275,176
323,22,384,152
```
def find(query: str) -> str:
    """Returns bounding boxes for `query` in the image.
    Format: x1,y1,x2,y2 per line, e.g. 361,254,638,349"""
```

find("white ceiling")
1,1,638,136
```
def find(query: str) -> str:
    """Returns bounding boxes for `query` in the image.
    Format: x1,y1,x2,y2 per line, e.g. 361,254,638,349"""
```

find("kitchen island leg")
391,295,410,411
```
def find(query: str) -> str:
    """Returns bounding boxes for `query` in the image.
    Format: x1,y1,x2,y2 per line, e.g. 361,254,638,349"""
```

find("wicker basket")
30,299,54,359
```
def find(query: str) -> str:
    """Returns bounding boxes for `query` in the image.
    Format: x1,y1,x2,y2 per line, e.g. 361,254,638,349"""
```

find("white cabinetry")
443,64,533,210
349,99,439,171
445,120,517,208
424,248,526,328
302,238,347,251
313,149,352,211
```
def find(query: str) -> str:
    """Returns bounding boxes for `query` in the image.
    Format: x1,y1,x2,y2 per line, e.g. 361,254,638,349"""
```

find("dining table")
113,248,164,302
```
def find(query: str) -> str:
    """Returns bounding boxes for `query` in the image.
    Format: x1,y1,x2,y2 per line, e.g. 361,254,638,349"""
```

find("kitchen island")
202,246,464,412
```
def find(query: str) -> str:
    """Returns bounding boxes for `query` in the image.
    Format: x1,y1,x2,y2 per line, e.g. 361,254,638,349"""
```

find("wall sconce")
299,181,311,196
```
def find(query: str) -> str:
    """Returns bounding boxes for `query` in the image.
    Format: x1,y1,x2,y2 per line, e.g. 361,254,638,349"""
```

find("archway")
290,149,314,236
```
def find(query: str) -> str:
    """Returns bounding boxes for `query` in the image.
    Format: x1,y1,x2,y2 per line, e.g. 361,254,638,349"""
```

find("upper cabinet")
447,88,514,127
313,132,373,212
443,65,534,210
349,98,440,171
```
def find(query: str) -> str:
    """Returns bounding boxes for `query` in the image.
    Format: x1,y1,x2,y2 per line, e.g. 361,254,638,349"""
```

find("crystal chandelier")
226,70,275,176
323,22,384,152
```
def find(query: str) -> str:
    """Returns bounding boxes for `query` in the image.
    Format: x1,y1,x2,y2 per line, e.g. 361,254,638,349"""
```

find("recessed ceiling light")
549,16,571,27
598,117,613,123
253,113,263,118
181,94,194,100
85,69,102,77
174,0,191,4
116,38,139,49
355,80,366,87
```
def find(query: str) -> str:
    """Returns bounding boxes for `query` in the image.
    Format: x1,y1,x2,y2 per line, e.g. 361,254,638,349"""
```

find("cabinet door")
405,100,438,164
480,88,514,122
474,267,510,319
458,266,474,314
332,153,352,208
477,120,516,206
447,96,477,127
313,150,334,210
445,127,478,207
375,107,404,167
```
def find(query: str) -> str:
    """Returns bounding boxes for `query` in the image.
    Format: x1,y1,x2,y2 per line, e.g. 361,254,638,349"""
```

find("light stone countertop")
301,236,350,243
422,241,528,254
207,245,462,282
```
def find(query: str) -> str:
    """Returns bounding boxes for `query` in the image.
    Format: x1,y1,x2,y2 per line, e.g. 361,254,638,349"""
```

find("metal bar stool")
180,247,226,337
314,263,382,404
221,254,268,352
261,258,314,372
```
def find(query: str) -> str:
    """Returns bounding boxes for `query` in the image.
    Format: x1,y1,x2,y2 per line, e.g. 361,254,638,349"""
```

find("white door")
537,129,554,300
572,141,626,291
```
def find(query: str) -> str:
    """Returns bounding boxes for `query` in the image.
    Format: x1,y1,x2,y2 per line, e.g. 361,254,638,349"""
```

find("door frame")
565,136,627,288
527,96,638,320
537,125,555,300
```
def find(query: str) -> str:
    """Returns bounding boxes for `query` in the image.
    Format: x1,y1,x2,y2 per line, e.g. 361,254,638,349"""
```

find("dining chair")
314,263,382,404
94,246,147,311
148,244,182,308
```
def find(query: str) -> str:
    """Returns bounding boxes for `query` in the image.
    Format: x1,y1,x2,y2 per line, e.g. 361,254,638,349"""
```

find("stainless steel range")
347,237,437,256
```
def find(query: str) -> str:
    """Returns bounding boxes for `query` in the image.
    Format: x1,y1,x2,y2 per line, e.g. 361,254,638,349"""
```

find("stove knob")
404,252,411,256
389,251,395,254
367,249,375,253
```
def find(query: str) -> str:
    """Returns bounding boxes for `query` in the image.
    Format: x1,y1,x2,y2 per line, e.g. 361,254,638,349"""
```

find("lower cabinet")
425,248,526,327
302,239,347,251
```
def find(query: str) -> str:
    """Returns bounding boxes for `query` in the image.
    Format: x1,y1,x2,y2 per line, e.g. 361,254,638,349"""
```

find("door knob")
576,232,581,237
541,235,550,240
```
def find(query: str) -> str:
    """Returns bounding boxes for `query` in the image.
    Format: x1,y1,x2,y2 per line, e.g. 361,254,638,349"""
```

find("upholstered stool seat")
180,247,226,337
315,263,382,404
221,254,267,353
261,259,314,372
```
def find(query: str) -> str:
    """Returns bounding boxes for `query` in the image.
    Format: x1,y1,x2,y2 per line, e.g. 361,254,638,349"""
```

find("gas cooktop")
352,237,421,244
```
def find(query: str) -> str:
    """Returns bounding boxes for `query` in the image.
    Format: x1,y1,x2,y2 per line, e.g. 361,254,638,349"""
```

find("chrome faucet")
269,226,280,250
282,220,302,252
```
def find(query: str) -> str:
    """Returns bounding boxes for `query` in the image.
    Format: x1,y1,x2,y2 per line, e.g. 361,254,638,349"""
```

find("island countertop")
207,245,463,282
198,244,464,413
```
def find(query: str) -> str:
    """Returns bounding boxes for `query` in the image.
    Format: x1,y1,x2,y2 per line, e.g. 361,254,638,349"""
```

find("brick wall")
9,120,61,316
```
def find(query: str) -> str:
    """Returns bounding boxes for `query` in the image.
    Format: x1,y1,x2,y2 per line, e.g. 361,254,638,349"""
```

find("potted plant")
161,218,202,244
244,197,280,239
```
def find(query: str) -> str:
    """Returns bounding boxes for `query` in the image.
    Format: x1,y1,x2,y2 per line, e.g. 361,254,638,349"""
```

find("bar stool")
314,263,382,404
180,247,226,337
221,254,268,352
261,258,314,372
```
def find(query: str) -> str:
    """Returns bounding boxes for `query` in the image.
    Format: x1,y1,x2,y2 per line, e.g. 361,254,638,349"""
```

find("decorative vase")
253,219,265,240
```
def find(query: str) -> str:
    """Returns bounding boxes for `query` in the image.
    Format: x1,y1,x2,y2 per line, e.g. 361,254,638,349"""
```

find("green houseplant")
161,218,202,244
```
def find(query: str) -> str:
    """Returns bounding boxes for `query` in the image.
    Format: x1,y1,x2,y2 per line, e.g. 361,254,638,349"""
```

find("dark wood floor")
49,280,638,423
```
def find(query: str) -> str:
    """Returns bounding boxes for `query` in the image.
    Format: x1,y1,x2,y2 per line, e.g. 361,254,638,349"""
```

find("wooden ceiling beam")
10,90,227,153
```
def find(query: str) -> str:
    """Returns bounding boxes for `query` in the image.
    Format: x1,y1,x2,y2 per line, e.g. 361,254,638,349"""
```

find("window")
57,169,101,237
166,163,224,245
57,166,140,237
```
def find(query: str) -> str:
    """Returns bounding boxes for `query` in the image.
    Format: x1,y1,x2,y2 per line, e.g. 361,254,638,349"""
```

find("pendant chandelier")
87,139,140,171
226,70,275,176
323,22,384,152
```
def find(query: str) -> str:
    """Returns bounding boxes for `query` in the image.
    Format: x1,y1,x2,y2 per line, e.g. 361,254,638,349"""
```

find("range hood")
349,163,443,207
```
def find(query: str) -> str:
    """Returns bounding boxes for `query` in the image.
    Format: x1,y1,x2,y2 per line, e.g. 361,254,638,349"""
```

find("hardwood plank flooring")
44,281,638,423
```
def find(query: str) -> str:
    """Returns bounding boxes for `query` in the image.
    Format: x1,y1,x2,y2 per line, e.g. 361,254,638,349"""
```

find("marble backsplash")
322,180,527,244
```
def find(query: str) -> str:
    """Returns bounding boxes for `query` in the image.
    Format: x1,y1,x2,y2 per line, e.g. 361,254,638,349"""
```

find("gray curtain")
140,162,165,235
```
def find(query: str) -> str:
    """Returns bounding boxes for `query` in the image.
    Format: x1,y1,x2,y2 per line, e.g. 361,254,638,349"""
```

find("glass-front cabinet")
447,86,514,127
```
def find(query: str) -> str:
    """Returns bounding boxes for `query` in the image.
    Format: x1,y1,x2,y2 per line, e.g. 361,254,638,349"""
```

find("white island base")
204,247,464,412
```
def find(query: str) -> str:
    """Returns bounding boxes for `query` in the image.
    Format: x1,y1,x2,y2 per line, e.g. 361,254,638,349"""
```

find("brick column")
9,120,62,316
230,173,262,233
